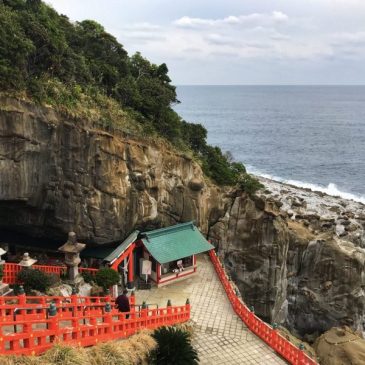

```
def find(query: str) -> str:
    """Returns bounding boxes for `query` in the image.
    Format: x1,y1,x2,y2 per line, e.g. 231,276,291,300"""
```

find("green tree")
95,268,120,290
17,268,58,294
0,4,34,89
182,121,207,153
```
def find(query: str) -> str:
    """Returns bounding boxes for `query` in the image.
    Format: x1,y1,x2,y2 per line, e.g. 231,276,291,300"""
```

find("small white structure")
19,252,37,268
0,248,6,266
0,247,6,287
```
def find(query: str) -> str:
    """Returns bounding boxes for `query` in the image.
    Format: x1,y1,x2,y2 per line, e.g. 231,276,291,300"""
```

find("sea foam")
247,167,365,204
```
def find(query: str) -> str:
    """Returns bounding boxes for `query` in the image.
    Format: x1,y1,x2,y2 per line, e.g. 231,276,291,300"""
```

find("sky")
46,0,365,85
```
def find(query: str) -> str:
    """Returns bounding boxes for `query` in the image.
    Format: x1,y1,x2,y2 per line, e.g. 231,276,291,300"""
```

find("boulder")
314,327,365,365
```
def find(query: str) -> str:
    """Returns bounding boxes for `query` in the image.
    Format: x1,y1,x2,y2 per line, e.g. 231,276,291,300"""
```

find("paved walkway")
135,254,286,364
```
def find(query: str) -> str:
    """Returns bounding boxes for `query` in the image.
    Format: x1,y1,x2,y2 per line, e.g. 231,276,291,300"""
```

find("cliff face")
1,98,364,340
210,180,365,339
208,194,290,324
0,97,226,243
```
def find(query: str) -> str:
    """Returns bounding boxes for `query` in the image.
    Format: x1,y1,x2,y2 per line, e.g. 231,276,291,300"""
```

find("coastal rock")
0,97,226,243
188,178,205,191
209,194,289,324
314,326,365,365
210,177,365,339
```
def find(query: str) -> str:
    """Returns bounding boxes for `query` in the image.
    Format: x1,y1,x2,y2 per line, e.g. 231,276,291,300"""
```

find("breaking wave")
247,167,365,204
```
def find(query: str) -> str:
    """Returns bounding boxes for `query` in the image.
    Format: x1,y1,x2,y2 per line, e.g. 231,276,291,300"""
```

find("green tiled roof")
104,230,139,263
81,244,117,260
141,222,214,264
81,230,139,262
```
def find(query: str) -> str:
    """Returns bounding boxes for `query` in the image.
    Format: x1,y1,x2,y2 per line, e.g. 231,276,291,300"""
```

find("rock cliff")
1,98,364,341
210,178,365,339
0,97,226,243
314,326,365,365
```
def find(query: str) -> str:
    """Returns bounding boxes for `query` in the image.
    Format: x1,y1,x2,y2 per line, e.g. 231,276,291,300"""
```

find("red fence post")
186,299,190,321
48,302,59,345
104,302,113,337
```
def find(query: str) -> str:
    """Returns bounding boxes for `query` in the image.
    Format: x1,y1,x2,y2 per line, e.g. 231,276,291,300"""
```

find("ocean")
174,85,365,203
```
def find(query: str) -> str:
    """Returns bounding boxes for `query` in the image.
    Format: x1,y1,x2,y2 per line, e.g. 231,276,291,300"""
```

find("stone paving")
135,254,287,364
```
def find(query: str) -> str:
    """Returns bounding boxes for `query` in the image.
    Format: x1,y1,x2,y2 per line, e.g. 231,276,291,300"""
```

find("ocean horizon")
174,85,365,203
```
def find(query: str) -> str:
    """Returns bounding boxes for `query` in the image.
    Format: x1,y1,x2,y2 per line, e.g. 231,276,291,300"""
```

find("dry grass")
88,342,132,365
41,343,88,365
0,331,157,365
0,355,39,365
121,330,156,365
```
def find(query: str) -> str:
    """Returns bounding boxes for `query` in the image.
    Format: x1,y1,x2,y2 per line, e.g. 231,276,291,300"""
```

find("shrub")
150,326,199,365
17,268,57,294
95,268,120,290
81,271,94,284
238,174,264,195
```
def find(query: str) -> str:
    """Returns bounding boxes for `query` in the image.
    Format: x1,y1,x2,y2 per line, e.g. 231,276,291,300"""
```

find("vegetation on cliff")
0,0,262,192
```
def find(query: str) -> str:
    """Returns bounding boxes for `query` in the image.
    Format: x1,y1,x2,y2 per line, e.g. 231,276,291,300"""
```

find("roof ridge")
141,221,195,238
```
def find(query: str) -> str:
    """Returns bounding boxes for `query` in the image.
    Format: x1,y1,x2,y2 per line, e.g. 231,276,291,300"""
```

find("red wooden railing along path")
0,293,190,355
0,294,114,322
3,263,98,285
209,250,318,365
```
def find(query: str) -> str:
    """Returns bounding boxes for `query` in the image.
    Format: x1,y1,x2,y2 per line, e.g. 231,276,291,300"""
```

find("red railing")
209,250,318,365
3,264,99,284
3,263,67,285
79,267,98,276
0,294,115,322
0,293,190,355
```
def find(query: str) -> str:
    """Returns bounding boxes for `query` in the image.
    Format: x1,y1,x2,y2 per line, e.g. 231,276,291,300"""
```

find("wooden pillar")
156,262,161,284
193,255,197,272
127,249,134,286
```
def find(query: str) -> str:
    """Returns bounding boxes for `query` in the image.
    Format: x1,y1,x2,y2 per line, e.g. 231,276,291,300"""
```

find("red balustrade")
3,264,99,285
0,294,190,356
0,294,113,322
3,263,67,285
79,267,98,276
209,250,318,365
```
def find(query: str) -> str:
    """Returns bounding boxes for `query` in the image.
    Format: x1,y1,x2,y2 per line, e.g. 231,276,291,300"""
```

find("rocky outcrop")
209,193,290,324
0,97,227,243
209,179,365,339
314,326,365,365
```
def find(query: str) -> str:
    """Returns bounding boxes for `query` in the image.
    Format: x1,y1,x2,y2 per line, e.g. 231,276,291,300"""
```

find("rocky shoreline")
258,176,365,245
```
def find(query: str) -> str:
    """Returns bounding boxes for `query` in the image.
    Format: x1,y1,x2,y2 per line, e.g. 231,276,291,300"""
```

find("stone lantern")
19,252,37,268
58,232,85,281
0,248,8,295
0,247,6,266
0,247,6,285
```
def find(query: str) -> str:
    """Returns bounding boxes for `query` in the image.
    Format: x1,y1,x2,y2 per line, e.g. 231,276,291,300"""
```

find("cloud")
118,10,335,63
332,32,365,46
122,22,161,31
205,33,240,46
173,11,289,29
